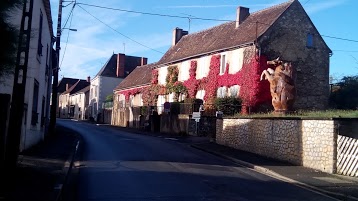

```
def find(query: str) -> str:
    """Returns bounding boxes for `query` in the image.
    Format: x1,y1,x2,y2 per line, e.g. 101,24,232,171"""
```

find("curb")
191,144,358,201
54,133,83,201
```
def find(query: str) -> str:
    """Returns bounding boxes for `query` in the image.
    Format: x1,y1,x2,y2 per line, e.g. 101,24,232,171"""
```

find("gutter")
113,84,150,93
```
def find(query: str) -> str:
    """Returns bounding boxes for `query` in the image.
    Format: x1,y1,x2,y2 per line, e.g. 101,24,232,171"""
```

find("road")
58,119,337,201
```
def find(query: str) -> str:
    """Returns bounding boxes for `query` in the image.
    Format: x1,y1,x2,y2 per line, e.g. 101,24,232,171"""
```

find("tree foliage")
329,75,358,109
105,94,113,102
0,0,22,79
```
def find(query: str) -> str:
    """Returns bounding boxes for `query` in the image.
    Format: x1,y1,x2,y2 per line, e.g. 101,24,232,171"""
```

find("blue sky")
50,0,358,82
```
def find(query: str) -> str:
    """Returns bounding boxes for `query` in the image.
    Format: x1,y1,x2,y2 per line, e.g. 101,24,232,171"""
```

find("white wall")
70,92,86,120
0,0,54,151
158,47,247,104
90,76,123,120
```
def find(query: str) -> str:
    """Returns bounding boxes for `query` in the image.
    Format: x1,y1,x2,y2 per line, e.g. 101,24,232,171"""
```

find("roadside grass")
232,110,358,118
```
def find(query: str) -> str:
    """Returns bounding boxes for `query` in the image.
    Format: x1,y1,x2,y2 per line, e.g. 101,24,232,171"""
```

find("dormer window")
306,33,314,48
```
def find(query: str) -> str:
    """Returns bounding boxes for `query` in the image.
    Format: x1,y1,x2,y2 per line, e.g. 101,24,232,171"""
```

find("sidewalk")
1,125,81,201
192,142,358,201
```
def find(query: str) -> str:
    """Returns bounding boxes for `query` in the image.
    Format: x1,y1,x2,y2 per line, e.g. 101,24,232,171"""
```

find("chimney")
236,7,250,28
66,83,71,90
87,76,90,82
172,27,188,46
116,53,125,77
141,57,148,66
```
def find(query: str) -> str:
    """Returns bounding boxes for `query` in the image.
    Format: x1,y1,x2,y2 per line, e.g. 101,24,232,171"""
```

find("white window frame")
220,54,226,74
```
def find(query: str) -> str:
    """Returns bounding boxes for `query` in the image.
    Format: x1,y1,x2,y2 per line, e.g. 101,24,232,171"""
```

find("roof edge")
155,42,255,68
114,84,150,93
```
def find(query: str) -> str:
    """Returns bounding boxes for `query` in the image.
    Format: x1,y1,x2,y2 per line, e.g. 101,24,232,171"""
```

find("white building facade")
0,0,54,151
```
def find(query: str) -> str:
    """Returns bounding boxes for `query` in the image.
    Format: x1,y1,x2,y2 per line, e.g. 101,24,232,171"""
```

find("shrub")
214,97,242,115
329,75,358,109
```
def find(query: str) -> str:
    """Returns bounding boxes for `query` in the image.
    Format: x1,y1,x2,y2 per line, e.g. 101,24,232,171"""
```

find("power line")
303,0,311,5
76,2,232,22
77,2,358,45
321,35,358,43
77,4,164,54
333,50,358,53
60,4,75,68
61,3,75,30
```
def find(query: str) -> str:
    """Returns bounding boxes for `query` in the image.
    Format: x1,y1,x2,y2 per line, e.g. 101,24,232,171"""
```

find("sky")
49,0,358,82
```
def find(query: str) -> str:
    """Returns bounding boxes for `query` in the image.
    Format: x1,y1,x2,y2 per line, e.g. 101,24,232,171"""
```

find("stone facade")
216,118,337,173
301,120,337,173
259,1,331,110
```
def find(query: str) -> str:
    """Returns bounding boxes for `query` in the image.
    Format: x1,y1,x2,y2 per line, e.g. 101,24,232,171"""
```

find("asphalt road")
58,119,337,201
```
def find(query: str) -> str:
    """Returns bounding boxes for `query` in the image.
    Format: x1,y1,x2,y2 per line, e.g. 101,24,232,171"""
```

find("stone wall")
160,114,189,135
216,118,338,173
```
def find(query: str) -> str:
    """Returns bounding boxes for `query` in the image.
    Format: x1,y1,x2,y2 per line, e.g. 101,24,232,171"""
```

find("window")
220,54,226,74
306,33,313,48
217,87,227,98
41,96,45,126
229,85,240,97
37,11,43,56
45,44,49,76
31,80,39,125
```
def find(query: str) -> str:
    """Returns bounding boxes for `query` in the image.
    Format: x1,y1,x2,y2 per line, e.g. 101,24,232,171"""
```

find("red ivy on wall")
183,60,200,98
139,53,271,113
202,55,221,101
119,87,146,102
237,56,271,110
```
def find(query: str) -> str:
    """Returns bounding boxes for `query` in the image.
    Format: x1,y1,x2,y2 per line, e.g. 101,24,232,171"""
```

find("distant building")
56,77,82,117
89,53,147,121
112,63,156,127
69,85,90,120
58,78,90,119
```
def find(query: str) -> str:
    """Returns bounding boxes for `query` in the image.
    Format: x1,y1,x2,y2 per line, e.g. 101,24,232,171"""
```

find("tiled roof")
114,63,156,91
57,77,83,93
95,54,147,78
156,0,294,66
62,80,90,95
95,54,117,77
74,85,90,94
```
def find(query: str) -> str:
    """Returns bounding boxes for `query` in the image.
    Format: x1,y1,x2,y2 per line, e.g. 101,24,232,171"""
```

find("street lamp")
62,28,77,32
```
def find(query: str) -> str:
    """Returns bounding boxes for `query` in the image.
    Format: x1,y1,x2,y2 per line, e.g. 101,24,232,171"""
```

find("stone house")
89,53,147,121
0,0,54,151
152,0,331,111
58,78,90,118
112,63,156,127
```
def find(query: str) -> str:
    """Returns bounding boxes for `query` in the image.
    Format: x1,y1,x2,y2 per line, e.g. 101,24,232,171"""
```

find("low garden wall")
216,118,358,174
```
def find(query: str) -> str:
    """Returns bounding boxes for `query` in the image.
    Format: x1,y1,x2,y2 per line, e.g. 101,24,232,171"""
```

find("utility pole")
49,0,63,134
5,0,34,170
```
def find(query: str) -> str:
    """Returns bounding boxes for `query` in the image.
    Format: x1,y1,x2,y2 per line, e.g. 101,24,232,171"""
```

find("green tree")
0,1,22,80
105,94,113,102
329,75,358,109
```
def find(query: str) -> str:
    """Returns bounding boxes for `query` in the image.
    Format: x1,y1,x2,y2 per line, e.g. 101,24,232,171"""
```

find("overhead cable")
77,5,164,54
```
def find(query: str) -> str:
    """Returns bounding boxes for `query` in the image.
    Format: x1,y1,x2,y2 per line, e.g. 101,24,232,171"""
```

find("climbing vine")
183,60,200,98
137,51,271,113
